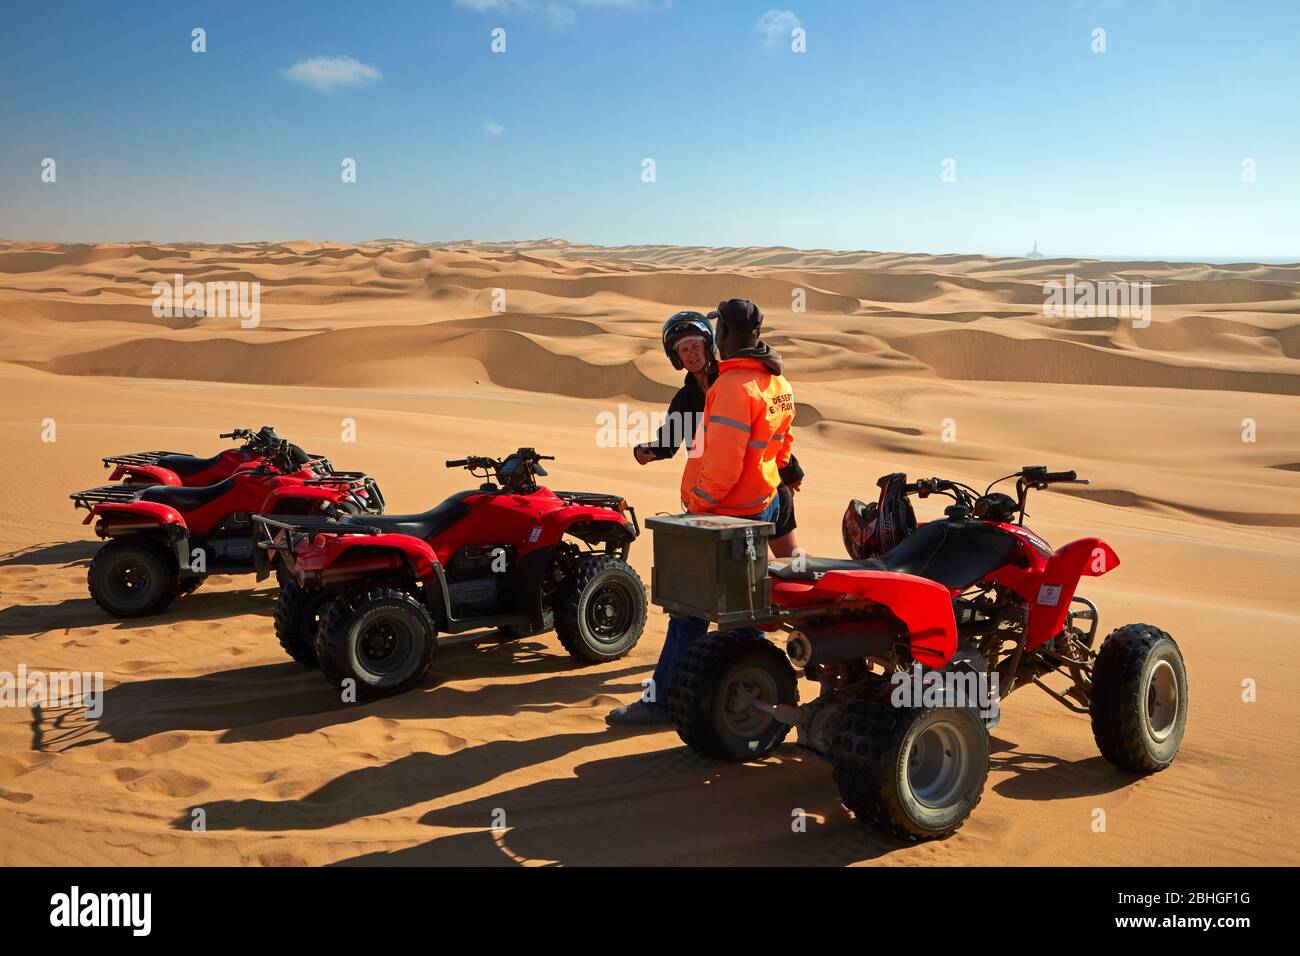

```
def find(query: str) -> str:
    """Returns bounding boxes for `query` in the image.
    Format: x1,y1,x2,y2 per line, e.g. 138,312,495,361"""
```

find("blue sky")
1,0,1297,259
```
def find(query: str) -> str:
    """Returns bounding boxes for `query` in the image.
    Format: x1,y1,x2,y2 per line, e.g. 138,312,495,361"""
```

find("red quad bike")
649,466,1188,841
72,440,385,618
101,425,332,487
254,448,647,701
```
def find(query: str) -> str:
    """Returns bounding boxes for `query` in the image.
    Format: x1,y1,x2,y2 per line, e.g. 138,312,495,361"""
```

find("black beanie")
716,298,763,331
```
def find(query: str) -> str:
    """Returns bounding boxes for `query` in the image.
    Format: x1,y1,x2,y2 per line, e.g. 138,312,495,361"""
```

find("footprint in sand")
116,660,162,674
117,768,211,799
334,718,467,756
106,766,148,784
0,789,34,804
76,731,191,764
0,752,56,781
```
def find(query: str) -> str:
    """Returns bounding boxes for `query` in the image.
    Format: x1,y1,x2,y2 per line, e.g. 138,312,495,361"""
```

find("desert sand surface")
0,238,1297,866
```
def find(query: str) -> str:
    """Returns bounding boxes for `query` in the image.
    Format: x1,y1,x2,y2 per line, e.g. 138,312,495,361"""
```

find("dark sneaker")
605,700,671,726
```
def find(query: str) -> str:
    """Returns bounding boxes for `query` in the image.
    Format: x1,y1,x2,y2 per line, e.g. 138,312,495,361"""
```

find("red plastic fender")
1024,537,1120,650
108,464,182,486
293,532,440,579
89,501,186,528
812,569,958,669
536,508,634,547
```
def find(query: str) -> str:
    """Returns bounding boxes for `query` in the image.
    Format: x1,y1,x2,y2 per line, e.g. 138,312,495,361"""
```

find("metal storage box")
646,513,775,626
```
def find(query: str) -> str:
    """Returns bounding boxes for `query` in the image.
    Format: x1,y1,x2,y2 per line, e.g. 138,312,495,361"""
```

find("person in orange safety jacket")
679,310,795,517
608,298,797,726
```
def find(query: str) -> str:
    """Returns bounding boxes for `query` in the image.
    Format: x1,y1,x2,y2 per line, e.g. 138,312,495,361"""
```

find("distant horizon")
2,234,1296,268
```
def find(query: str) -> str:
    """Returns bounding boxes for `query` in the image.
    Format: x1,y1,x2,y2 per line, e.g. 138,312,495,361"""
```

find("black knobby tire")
316,587,436,700
553,555,646,662
830,685,989,841
274,579,342,668
87,538,180,618
668,630,798,762
1089,623,1187,773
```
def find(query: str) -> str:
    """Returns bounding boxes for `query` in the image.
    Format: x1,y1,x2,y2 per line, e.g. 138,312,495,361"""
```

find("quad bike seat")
339,490,477,541
154,452,231,478
772,518,1022,591
138,477,238,512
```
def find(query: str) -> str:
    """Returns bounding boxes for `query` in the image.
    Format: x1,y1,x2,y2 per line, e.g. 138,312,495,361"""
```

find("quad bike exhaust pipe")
786,621,900,668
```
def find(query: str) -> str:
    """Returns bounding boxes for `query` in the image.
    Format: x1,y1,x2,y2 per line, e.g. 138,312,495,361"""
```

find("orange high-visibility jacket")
681,353,795,516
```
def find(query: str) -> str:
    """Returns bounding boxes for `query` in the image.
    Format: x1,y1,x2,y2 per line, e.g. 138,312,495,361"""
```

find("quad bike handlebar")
445,447,556,493
219,426,284,454
902,466,1090,525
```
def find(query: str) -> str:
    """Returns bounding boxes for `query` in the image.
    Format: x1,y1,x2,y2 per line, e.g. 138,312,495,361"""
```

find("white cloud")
282,55,382,92
755,9,801,48
484,119,505,136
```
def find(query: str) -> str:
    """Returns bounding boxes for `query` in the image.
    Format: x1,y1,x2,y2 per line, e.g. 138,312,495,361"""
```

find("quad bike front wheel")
87,538,180,618
274,579,343,668
830,685,989,841
316,587,436,700
554,555,646,662
668,630,798,762
1089,623,1187,773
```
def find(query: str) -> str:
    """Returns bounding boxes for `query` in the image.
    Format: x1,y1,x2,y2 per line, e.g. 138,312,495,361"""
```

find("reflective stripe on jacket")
680,356,795,516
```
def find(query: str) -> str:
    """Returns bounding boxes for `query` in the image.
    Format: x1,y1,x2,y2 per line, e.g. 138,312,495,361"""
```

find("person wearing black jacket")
633,310,804,556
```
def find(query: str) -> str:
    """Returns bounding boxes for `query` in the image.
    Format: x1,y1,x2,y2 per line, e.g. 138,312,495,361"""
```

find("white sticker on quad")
1037,583,1062,606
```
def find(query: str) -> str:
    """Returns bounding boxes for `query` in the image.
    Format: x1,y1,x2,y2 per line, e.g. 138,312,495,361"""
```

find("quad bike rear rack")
70,484,145,511
102,451,189,469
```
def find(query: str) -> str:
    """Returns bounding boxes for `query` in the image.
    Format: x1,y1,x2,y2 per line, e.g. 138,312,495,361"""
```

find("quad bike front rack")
556,490,640,539
298,469,386,513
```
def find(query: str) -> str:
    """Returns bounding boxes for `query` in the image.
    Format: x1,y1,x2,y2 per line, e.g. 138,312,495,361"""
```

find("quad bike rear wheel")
87,538,180,618
1089,623,1187,773
274,579,343,668
316,586,436,700
554,555,646,662
668,630,798,762
830,685,989,841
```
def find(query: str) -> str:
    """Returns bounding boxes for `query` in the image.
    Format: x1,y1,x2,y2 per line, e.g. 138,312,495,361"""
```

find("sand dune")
1,239,1297,866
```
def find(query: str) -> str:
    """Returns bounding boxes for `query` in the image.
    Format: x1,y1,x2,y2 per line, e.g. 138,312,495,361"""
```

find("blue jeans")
648,496,780,709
